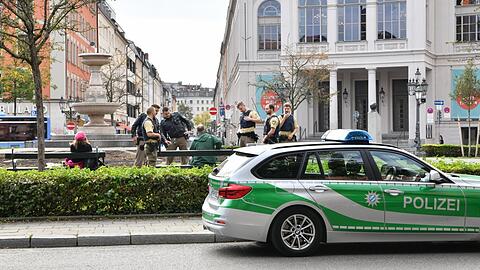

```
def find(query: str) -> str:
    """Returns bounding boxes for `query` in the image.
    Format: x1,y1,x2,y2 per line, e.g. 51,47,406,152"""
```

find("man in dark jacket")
190,125,222,167
160,107,193,165
131,104,160,167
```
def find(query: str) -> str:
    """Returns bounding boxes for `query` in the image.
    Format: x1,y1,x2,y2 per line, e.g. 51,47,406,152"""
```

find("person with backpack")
131,104,161,167
262,104,280,144
160,107,193,165
189,125,223,167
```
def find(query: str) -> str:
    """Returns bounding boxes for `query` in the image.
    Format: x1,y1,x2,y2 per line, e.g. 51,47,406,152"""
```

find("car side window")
308,151,368,181
256,153,304,179
302,153,324,179
370,151,430,182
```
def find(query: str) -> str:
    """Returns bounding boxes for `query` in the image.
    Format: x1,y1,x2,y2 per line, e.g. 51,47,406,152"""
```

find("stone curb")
0,231,246,249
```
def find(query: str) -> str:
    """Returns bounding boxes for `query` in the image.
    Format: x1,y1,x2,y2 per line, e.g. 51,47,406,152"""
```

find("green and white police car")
202,129,480,256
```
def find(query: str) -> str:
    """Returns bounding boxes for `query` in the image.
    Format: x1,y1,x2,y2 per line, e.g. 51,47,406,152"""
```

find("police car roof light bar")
321,129,373,143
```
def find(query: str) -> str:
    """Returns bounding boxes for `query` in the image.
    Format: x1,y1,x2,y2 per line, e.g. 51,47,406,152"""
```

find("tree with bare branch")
0,0,100,170
102,52,127,124
258,46,331,113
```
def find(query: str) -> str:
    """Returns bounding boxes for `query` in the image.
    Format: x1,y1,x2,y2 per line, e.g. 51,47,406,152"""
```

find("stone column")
327,0,338,52
329,69,338,130
367,68,381,142
366,0,377,51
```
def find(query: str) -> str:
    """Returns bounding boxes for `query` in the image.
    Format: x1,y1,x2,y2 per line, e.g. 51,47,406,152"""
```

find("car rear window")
215,153,254,177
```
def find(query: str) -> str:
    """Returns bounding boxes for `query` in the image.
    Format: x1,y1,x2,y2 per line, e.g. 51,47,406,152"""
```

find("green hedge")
430,160,480,176
0,166,211,218
421,144,479,157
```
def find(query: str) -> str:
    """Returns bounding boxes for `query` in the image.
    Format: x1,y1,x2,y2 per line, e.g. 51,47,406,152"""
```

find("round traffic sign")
225,104,231,110
427,107,434,114
209,107,218,116
444,107,451,113
66,121,76,130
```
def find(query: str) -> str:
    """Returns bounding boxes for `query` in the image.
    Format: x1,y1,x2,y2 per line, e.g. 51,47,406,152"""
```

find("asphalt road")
1,242,480,270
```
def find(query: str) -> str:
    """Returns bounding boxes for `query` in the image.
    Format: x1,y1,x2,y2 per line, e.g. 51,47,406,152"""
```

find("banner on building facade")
255,74,283,120
451,69,480,120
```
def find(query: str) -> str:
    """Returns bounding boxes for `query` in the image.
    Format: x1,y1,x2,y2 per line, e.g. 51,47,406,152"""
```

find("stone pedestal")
72,53,120,135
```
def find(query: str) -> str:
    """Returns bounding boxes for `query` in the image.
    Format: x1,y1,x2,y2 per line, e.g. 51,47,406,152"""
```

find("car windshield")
215,153,254,177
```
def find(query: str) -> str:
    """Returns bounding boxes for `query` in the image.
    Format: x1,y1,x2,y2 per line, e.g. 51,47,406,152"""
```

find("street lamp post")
407,68,428,153
59,96,79,131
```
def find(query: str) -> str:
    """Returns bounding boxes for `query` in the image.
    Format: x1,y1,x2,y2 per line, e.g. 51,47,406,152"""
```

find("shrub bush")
0,166,212,218
430,160,480,176
421,144,477,157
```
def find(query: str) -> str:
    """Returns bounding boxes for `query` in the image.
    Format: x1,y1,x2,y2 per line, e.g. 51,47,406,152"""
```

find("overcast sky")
107,0,229,88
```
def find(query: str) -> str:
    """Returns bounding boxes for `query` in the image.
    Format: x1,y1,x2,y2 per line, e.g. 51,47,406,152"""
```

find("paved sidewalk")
0,216,237,249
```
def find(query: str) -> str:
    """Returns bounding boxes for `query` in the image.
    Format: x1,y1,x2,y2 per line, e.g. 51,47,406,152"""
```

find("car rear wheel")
270,207,323,257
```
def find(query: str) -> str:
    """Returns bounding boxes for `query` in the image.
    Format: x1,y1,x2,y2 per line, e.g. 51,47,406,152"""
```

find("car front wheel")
270,207,323,257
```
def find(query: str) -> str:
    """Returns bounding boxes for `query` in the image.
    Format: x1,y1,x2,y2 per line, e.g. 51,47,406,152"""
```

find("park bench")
5,148,106,171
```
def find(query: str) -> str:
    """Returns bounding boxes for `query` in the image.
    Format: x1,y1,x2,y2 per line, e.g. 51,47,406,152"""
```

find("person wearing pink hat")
65,131,93,169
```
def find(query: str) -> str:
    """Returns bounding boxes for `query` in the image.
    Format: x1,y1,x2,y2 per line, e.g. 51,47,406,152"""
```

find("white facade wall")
217,0,480,146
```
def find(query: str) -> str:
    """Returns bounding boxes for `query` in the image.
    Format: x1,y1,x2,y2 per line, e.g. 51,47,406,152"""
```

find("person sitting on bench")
66,131,95,169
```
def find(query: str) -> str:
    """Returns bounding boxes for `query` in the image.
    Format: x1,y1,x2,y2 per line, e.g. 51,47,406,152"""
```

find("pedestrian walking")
236,101,262,147
262,104,280,144
160,107,193,165
278,102,299,143
189,125,223,167
131,104,161,167
142,107,163,167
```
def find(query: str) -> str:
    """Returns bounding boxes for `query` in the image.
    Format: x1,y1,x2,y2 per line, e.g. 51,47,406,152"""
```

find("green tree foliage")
178,102,193,120
193,111,212,129
451,59,480,157
0,65,35,115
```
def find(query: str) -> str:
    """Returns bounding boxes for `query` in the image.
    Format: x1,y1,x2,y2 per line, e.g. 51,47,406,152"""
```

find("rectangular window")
456,15,479,42
338,0,366,41
258,24,281,50
377,0,407,39
298,0,328,43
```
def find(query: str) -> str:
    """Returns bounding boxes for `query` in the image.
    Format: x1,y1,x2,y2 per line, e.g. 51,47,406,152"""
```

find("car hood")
449,173,480,187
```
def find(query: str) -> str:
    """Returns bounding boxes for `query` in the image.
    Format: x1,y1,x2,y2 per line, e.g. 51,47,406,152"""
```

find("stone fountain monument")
72,53,120,135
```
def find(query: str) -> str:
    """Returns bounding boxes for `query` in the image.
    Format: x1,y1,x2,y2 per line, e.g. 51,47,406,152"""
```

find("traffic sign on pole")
66,121,76,131
434,100,445,106
209,107,218,116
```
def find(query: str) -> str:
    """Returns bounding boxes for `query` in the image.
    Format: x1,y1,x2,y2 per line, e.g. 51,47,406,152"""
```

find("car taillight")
218,184,252,200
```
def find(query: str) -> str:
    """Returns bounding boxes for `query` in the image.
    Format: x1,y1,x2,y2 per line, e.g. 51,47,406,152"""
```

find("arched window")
258,0,281,51
299,0,328,43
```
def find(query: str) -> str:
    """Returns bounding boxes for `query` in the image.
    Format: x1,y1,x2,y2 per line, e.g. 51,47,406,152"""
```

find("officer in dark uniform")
278,102,299,143
236,101,262,147
263,104,280,144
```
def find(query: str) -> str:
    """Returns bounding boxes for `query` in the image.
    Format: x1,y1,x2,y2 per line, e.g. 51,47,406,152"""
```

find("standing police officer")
131,104,161,167
160,107,192,165
142,107,163,167
263,104,280,144
237,101,262,147
278,102,299,143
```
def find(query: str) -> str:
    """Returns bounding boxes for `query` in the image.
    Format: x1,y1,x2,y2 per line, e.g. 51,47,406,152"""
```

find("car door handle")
309,185,330,193
384,189,404,196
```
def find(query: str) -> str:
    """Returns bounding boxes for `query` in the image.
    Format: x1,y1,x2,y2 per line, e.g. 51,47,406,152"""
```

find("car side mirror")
429,170,442,183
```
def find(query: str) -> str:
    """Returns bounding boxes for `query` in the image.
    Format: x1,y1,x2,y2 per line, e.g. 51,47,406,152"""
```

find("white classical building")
216,0,480,147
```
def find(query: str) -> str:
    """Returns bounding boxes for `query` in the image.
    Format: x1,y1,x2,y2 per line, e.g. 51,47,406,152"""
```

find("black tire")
270,207,323,257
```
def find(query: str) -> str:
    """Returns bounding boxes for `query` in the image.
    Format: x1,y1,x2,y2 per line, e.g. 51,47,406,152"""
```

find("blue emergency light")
321,129,373,143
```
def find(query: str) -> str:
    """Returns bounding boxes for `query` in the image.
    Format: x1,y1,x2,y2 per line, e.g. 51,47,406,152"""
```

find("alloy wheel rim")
280,214,315,251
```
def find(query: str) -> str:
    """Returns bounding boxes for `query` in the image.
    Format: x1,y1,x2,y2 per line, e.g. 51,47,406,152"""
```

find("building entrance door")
392,80,409,132
355,81,368,131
